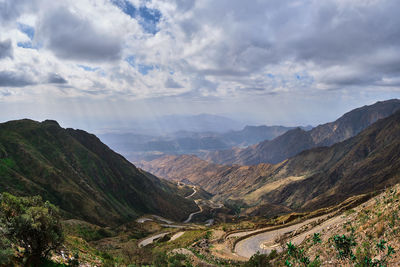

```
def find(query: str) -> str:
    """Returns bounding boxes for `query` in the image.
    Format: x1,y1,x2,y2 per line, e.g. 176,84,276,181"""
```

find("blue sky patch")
17,23,35,40
138,64,154,75
17,42,36,49
78,65,99,72
125,55,136,67
125,55,154,75
111,0,161,34
111,0,136,19
138,6,161,34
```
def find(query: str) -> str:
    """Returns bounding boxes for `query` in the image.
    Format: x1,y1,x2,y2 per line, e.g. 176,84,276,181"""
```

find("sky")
1,0,400,131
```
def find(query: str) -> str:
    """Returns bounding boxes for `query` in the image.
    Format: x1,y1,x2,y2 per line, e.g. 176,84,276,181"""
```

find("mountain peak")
42,120,61,127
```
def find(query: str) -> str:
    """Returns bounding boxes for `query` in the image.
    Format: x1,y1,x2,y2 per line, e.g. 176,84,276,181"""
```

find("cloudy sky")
1,0,400,130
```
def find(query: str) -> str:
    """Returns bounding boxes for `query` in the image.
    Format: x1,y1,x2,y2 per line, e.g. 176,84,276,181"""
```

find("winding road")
234,213,343,258
183,186,203,223
186,186,198,198
184,200,202,223
138,186,201,247
170,231,185,241
138,232,170,247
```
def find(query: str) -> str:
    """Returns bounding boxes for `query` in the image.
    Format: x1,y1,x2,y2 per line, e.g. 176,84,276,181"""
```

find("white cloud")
0,0,399,126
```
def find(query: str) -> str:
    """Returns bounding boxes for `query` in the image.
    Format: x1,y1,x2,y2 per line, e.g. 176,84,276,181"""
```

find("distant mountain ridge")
202,99,400,165
0,119,197,226
140,108,400,217
100,124,302,162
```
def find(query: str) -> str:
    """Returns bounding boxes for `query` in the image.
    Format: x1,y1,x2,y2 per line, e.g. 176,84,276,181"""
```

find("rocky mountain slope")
0,119,197,226
141,109,400,217
203,99,400,165
262,108,400,211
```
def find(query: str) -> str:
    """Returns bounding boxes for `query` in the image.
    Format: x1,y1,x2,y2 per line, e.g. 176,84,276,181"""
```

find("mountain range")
2,100,400,265
202,99,400,165
140,100,400,216
0,119,197,226
99,124,305,162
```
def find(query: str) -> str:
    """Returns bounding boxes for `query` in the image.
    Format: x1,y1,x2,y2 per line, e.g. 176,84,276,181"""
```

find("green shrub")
331,234,357,260
153,252,168,267
0,234,13,265
168,253,190,267
285,242,320,267
0,193,64,266
313,233,321,244
243,251,272,267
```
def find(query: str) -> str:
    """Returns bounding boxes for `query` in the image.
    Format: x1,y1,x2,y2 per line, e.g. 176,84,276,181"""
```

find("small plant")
331,234,357,260
354,240,395,266
285,259,292,267
387,245,395,255
376,240,386,251
287,242,297,257
313,233,321,244
300,256,310,265
285,242,320,267
375,240,395,265
204,231,212,240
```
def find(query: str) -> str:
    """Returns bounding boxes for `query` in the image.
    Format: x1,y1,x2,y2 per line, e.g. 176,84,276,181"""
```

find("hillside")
0,119,198,226
138,155,280,196
261,108,400,211
203,99,400,165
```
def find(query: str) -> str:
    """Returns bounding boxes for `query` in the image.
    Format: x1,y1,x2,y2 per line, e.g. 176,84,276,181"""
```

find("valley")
139,100,400,216
1,100,400,266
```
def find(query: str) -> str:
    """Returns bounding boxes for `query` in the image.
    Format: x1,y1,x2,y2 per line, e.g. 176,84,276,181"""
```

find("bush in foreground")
0,193,64,266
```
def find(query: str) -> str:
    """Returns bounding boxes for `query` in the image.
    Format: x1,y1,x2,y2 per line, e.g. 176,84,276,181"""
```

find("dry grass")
243,175,306,203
